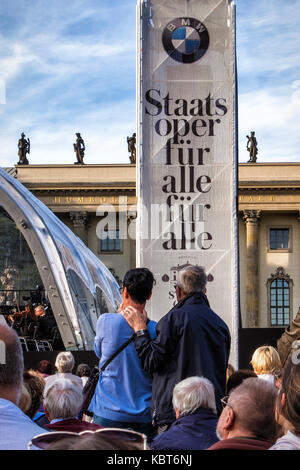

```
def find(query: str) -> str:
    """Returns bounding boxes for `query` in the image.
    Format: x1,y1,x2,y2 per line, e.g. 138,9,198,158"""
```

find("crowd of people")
0,265,300,451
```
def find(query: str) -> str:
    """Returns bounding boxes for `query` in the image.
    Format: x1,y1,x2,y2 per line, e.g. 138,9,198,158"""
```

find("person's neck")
226,428,257,440
122,300,145,313
0,386,20,406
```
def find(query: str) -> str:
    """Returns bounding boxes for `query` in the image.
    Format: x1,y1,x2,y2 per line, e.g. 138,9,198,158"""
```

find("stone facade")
14,162,300,328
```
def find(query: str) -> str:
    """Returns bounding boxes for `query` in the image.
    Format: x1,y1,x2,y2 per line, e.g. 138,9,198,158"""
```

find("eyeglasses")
220,395,234,411
27,428,148,450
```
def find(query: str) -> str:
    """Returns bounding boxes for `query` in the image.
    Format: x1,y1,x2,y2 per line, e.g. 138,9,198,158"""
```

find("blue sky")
0,0,299,166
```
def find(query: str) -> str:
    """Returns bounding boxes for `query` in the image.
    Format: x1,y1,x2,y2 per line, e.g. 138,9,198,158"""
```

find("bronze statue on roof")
73,133,85,164
127,132,136,164
17,132,30,165
246,131,258,163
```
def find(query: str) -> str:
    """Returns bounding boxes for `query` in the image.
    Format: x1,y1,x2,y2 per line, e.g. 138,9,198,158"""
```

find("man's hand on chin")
122,306,147,332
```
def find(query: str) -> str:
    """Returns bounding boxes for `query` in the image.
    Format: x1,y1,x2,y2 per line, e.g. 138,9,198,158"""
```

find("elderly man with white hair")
45,351,83,390
43,378,101,433
151,377,219,450
123,265,231,431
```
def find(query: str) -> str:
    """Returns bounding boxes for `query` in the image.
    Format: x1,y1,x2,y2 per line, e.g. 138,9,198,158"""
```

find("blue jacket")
89,313,157,423
150,408,219,450
134,292,231,426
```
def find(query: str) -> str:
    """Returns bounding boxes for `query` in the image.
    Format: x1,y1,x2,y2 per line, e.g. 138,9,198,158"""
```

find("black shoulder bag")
80,333,136,416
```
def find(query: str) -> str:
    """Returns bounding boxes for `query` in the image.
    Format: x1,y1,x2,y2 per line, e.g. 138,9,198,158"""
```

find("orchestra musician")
8,304,36,335
33,305,56,339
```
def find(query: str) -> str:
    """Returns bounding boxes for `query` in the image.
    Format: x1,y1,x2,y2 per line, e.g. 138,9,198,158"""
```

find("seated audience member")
44,378,102,432
250,345,282,386
151,376,219,450
23,369,49,427
0,324,48,450
44,432,147,451
226,369,257,395
270,359,300,450
36,359,55,379
18,383,31,414
23,370,45,419
45,351,83,389
76,363,91,388
208,378,278,450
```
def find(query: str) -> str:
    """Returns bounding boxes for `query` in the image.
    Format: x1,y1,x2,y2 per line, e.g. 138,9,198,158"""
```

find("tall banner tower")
137,0,239,363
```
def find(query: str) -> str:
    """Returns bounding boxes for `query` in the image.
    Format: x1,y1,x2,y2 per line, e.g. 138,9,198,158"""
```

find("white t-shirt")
270,431,300,450
257,374,275,386
45,373,83,390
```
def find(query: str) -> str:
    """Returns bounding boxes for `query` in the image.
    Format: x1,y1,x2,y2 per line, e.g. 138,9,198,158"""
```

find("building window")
267,267,292,327
268,227,291,252
99,230,121,253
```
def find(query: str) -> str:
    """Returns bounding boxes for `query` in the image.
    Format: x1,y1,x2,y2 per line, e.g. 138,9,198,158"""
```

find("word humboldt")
145,89,228,251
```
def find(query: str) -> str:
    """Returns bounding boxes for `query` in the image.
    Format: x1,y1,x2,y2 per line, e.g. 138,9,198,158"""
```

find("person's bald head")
0,325,24,401
217,378,278,442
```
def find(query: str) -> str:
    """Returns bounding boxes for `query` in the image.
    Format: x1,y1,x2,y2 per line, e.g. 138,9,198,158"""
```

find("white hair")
55,351,75,373
177,265,207,295
172,376,217,416
44,378,83,420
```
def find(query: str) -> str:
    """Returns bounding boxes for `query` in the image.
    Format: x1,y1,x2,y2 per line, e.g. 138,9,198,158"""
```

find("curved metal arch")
0,167,121,350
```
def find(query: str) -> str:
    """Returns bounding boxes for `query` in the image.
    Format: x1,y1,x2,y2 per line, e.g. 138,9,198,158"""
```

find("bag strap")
100,333,136,372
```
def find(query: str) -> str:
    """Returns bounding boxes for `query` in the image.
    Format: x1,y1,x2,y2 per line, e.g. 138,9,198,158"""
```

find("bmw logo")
162,17,209,64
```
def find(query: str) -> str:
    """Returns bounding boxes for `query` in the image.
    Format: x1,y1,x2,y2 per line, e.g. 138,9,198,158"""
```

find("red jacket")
46,418,103,433
208,437,273,450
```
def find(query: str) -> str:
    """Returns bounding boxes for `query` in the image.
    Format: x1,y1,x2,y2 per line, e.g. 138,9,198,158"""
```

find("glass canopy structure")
0,167,121,350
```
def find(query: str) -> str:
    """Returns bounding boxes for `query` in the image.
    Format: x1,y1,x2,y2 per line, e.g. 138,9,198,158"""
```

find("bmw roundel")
162,17,209,64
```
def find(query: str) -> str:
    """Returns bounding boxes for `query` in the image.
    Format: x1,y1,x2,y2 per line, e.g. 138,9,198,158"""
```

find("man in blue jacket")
89,268,156,439
151,376,219,450
123,265,231,431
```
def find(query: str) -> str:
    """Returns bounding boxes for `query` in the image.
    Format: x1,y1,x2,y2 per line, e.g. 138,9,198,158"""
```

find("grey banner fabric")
137,0,239,363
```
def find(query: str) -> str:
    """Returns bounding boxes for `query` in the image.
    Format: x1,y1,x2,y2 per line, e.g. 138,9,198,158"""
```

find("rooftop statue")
246,131,258,163
127,132,136,164
17,132,30,165
73,133,85,164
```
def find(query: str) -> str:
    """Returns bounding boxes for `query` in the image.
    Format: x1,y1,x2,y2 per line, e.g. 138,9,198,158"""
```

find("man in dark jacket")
151,376,219,450
123,265,231,430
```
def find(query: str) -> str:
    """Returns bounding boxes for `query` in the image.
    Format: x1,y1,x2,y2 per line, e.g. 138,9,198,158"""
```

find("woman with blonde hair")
250,345,282,386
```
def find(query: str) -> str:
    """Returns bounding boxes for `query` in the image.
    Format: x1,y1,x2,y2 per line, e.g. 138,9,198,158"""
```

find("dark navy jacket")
150,408,219,450
134,292,231,426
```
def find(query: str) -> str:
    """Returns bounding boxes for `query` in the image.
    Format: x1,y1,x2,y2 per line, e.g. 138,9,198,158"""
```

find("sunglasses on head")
27,427,148,450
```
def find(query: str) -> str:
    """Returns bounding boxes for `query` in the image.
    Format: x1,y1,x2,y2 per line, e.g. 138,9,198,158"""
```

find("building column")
70,211,88,245
127,214,136,269
243,210,261,327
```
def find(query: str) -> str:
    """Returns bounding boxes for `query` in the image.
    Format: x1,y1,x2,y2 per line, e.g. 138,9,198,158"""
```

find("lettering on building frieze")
239,195,275,203
50,196,136,205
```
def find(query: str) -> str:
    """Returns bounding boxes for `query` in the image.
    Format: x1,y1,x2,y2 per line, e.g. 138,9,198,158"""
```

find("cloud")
0,0,299,168
0,0,137,167
238,84,300,162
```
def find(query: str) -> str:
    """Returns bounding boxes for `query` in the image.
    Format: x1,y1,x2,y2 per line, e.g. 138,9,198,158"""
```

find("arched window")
267,267,293,327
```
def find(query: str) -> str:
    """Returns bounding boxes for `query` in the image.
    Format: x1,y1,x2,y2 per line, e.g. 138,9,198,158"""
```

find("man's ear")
147,291,152,301
123,287,130,299
223,408,235,430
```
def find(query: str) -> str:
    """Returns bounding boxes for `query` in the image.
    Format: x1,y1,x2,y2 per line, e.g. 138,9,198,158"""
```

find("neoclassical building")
7,161,300,330
239,163,300,329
